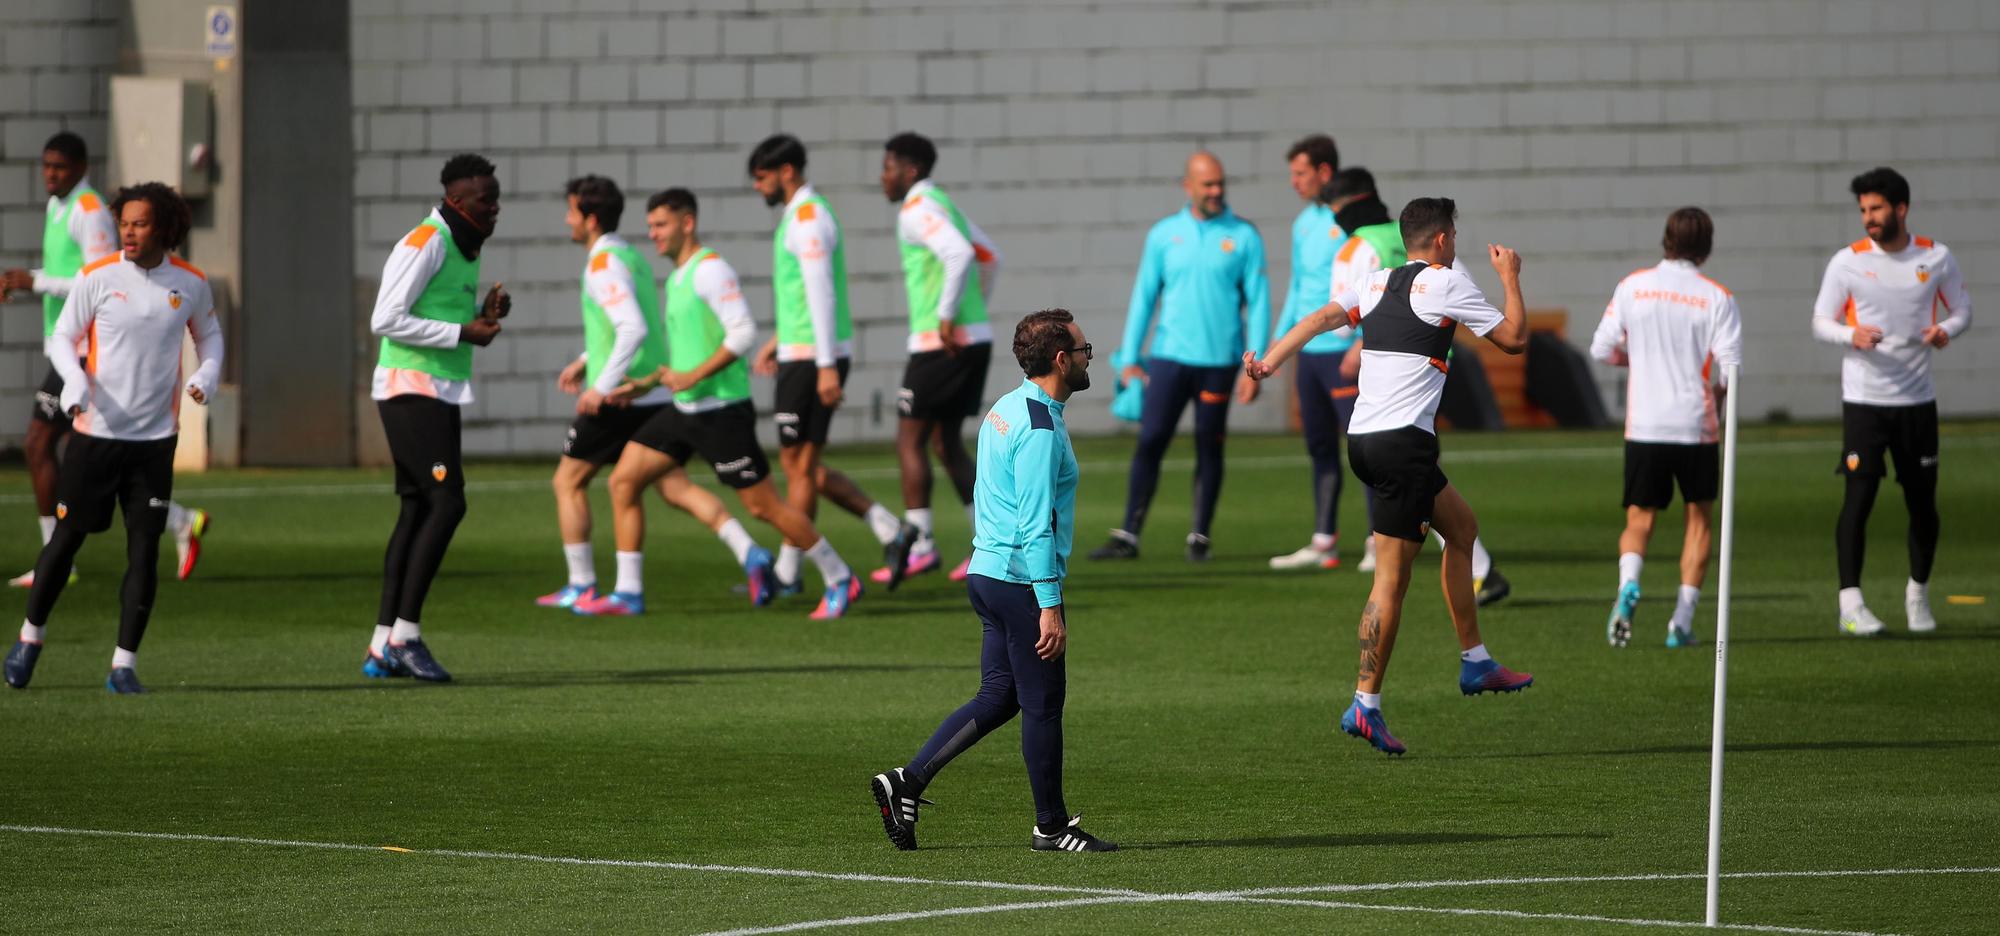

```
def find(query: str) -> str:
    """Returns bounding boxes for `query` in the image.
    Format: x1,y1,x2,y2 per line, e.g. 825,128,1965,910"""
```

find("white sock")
906,508,935,553
1671,584,1701,632
37,516,55,545
1470,537,1493,580
1906,579,1928,603
1310,533,1336,553
1354,690,1382,710
1460,643,1492,663
1839,586,1864,614
166,502,190,536
391,617,421,644
1619,552,1644,587
111,647,136,670
21,620,44,644
777,543,803,584
614,550,644,596
370,624,392,654
864,503,902,545
806,536,852,585
563,542,595,587
716,519,755,565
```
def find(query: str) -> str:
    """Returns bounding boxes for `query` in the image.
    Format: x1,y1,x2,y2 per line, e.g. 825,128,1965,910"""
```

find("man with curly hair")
4,182,222,693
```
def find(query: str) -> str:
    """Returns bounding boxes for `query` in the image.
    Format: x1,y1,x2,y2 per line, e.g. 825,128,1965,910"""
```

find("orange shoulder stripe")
795,202,817,222
1914,235,1934,248
589,251,611,272
1336,238,1363,262
1849,238,1872,254
168,256,207,280
1696,273,1733,297
79,254,120,277
77,192,102,212
404,225,439,249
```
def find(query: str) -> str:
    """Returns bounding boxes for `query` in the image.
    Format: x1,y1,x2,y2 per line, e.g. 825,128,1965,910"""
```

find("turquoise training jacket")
1276,202,1355,355
968,379,1078,609
1118,205,1272,369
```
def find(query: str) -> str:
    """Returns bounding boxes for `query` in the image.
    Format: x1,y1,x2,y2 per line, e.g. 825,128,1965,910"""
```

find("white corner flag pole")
1704,362,1742,927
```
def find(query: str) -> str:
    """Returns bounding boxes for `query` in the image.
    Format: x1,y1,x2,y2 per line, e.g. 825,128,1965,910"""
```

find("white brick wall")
343,0,2000,455
0,0,117,448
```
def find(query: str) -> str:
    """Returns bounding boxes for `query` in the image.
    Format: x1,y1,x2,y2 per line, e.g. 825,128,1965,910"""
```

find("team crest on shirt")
1330,225,1341,240
1220,238,1236,253
167,289,183,310
432,462,448,482
1916,265,1930,284
55,502,67,520
1845,452,1860,471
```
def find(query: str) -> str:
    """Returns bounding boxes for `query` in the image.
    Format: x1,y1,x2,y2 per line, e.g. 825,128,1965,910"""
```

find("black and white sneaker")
1031,815,1118,852
1185,534,1211,563
870,768,932,850
388,639,452,682
882,523,919,593
1088,533,1139,561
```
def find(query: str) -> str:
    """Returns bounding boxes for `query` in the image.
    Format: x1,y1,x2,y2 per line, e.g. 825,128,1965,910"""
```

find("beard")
1869,216,1902,243
1065,361,1091,392
762,189,785,207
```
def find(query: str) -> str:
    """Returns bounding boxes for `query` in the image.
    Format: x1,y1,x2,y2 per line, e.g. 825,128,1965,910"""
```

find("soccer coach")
870,309,1117,854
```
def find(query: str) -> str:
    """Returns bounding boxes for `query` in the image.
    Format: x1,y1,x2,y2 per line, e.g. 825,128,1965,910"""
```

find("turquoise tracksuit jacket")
1118,205,1272,369
1276,202,1355,355
967,379,1078,609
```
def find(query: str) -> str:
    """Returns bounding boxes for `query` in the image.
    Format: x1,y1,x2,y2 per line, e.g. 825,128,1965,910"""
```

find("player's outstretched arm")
1246,299,1354,380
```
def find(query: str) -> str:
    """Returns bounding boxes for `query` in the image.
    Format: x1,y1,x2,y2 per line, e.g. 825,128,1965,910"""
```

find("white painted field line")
0,824,1143,898
16,435,1979,507
1220,895,1903,936
1225,865,2000,897
689,895,1167,936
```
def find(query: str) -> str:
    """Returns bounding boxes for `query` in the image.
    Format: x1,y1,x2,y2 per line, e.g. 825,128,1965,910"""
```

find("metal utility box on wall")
108,77,213,199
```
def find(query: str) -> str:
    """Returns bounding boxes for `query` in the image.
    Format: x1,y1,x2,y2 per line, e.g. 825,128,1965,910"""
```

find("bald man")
1092,152,1271,562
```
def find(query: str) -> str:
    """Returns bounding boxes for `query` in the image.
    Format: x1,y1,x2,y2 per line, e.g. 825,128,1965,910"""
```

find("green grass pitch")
2,422,1996,934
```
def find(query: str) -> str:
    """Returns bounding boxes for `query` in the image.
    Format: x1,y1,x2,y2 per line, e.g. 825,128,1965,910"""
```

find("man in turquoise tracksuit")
1091,151,1271,563
1267,134,1364,572
870,309,1116,854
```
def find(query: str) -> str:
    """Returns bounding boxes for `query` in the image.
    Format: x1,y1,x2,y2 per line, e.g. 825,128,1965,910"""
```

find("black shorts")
55,433,176,535
1839,401,1939,481
1347,427,1449,542
899,343,991,421
1623,441,1720,509
378,396,464,495
631,400,771,489
774,358,850,448
563,403,667,466
30,368,72,433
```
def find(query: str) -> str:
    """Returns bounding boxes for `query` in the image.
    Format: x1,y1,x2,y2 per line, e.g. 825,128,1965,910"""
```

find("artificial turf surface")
2,422,1996,934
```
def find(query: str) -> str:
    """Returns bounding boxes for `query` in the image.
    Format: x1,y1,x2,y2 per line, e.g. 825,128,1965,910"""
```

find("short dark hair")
1399,197,1457,250
646,187,697,215
43,131,87,166
747,134,807,176
566,175,624,232
884,132,937,178
1014,309,1077,378
110,182,193,252
1331,166,1377,201
440,153,496,189
1849,166,1910,207
1286,134,1339,173
1661,206,1714,265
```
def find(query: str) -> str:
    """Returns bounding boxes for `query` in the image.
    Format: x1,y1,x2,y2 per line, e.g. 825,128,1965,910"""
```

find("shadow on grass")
1495,591,1802,610
1734,629,2000,644
1433,738,1998,761
171,662,961,694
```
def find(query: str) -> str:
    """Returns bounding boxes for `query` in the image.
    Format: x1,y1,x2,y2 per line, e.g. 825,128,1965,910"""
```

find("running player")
4,183,221,693
1590,208,1743,648
878,132,1002,585
1267,134,1353,571
1319,168,1510,605
607,188,854,619
871,309,1115,852
362,153,509,682
536,175,769,616
1811,167,1970,636
1090,151,1270,563
3,133,208,587
746,134,916,595
1245,197,1535,755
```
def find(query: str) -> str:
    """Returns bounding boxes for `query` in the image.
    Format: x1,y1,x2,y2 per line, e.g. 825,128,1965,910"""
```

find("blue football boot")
5,639,42,689
1339,699,1406,756
1459,657,1534,696
105,667,146,694
388,639,452,682
744,546,777,608
1607,581,1640,648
